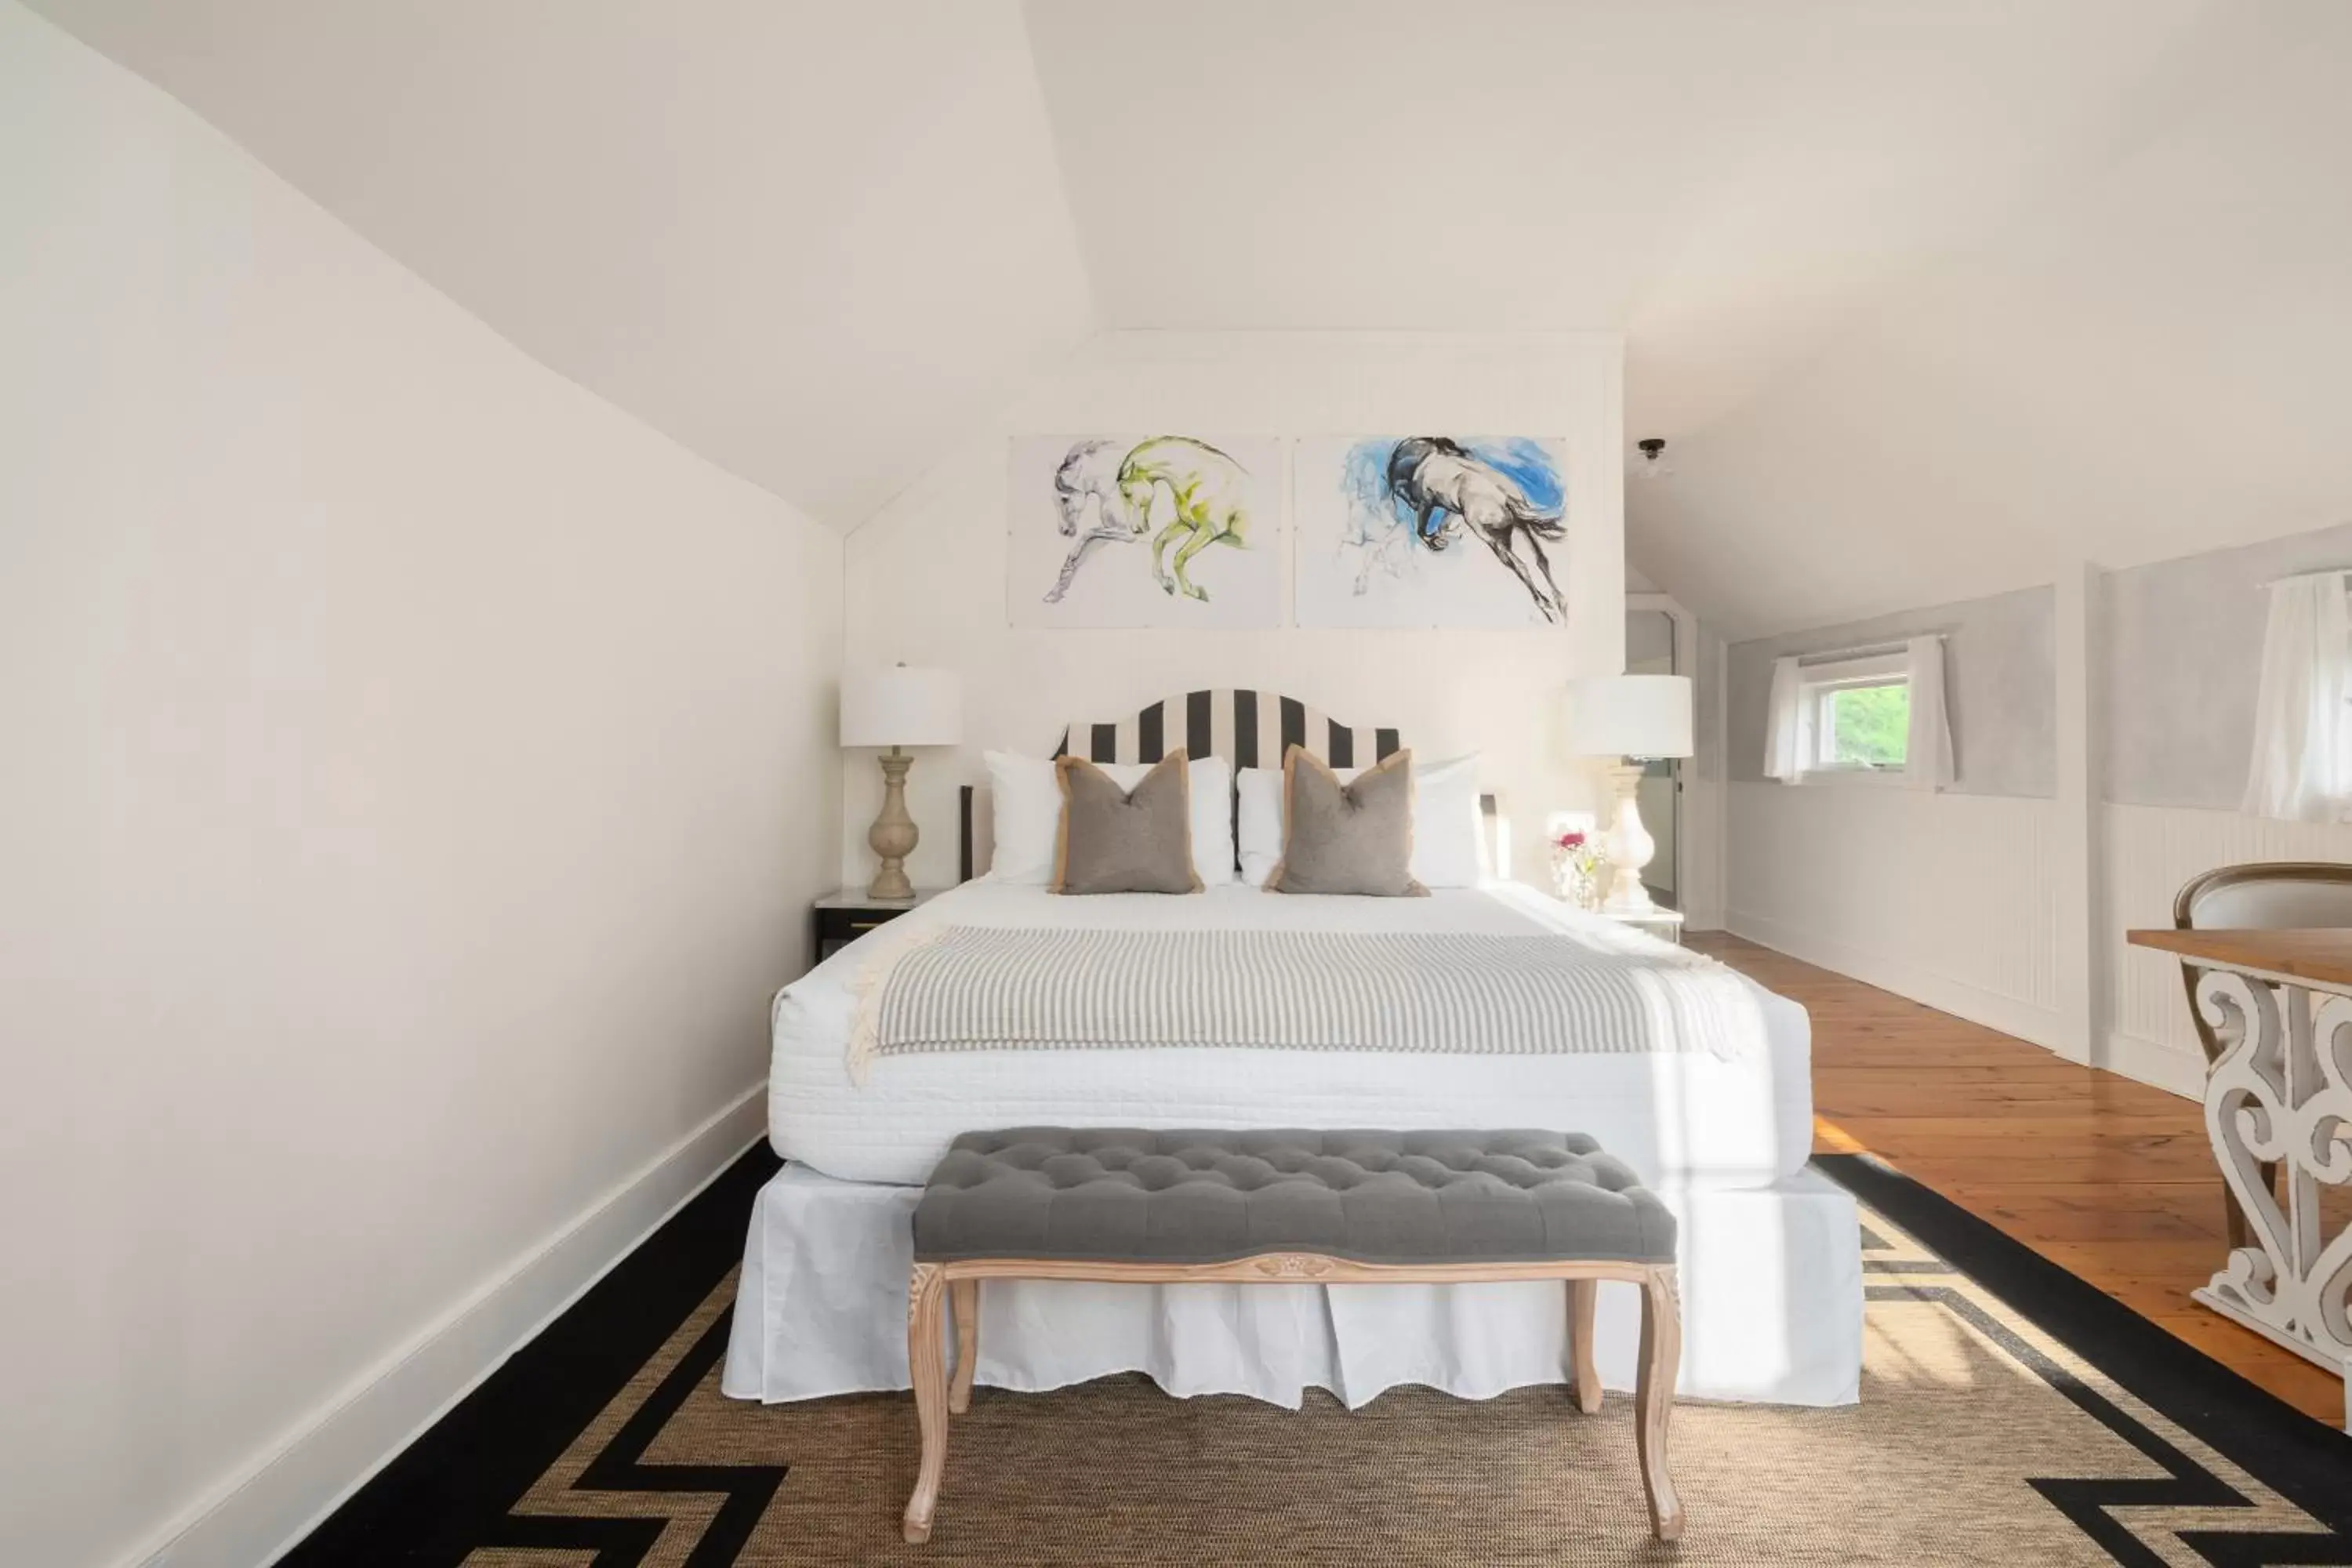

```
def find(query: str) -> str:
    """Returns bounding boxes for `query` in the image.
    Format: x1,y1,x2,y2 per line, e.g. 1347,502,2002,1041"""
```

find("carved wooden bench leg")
903,1263,950,1544
1635,1265,1684,1542
949,1278,979,1415
1568,1277,1602,1414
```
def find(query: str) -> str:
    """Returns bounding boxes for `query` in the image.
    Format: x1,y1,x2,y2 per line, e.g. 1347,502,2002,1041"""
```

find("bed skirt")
720,1162,1862,1409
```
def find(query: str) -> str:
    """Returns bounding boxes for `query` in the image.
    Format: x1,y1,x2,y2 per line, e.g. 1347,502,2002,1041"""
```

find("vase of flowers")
1551,829,1603,910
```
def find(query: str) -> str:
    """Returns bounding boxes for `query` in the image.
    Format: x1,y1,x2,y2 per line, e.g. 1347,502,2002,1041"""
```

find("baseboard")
1726,909,2071,1057
134,1083,770,1568
2095,1029,2205,1101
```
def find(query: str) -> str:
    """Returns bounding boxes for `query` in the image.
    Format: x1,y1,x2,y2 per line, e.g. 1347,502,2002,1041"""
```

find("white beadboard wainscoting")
2102,801,2352,1098
1726,781,2064,1051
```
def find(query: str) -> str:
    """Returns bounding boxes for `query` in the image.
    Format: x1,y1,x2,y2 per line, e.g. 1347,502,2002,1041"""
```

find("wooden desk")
2127,927,2352,1417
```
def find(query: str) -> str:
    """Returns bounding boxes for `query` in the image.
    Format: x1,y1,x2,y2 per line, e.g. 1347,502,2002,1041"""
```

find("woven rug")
287,1150,2352,1567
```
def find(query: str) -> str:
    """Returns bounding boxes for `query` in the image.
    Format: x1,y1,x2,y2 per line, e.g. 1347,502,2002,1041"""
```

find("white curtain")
2243,573,2352,822
1901,636,1956,792
1762,655,1806,780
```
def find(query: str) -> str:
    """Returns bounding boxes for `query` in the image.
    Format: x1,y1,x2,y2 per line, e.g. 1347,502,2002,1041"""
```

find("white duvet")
770,879,1813,1189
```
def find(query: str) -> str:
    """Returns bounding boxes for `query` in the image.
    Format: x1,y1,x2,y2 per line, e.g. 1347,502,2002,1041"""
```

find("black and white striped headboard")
1052,689,1400,771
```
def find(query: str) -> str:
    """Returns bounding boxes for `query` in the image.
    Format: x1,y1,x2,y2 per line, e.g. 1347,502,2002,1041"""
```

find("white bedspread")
771,880,1813,1188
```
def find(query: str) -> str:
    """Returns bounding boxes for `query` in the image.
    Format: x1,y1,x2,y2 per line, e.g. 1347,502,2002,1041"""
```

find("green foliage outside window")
1829,682,1909,768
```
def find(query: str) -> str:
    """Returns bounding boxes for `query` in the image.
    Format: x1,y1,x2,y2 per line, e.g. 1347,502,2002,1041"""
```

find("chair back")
2172,862,2352,1062
2175,862,2352,931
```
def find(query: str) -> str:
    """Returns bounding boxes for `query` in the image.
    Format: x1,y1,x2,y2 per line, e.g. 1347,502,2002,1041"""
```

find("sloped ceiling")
25,0,1099,528
28,0,2352,634
1627,0,2352,636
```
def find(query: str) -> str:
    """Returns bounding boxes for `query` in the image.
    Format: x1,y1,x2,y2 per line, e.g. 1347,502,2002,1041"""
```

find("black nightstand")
812,887,940,962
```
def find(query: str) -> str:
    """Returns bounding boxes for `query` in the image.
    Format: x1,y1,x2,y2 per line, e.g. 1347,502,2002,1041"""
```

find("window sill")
1792,767,1909,787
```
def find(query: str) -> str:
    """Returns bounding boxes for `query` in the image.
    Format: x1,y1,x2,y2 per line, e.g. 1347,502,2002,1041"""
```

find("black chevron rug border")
277,1141,785,1568
278,1143,2351,1566
1820,1150,2352,1566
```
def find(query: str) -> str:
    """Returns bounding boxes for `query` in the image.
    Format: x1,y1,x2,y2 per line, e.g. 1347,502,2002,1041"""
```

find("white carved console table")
2131,927,2352,1427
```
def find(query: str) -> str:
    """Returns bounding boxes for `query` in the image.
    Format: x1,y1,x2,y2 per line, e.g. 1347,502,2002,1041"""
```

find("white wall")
840,332,1625,889
0,9,842,1566
1722,582,2073,1052
1728,791,2347,1103
1727,784,2065,1047
1722,548,2352,1105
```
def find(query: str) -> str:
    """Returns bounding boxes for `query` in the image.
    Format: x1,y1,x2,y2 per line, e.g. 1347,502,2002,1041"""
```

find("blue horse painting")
1341,436,1567,623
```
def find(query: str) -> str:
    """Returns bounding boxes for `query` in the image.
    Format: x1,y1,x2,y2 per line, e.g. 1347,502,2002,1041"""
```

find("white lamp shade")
1564,673,1693,759
840,666,962,749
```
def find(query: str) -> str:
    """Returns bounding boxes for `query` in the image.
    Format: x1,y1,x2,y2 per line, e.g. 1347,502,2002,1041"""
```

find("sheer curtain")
2243,572,2352,822
1901,636,1956,791
1762,655,1806,780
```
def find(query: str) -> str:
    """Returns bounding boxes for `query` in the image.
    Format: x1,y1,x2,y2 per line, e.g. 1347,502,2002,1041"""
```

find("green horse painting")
1047,436,1253,604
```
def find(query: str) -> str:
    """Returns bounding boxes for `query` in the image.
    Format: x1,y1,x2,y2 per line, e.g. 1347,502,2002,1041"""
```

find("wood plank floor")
1689,931,2350,1425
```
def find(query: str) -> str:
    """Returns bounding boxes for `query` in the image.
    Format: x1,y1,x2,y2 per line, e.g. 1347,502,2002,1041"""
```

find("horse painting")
1328,434,1569,626
1383,436,1567,622
1041,435,1254,604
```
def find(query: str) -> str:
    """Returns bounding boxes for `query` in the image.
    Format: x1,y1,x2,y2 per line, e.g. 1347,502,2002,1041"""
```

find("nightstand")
812,887,940,962
1599,905,1685,944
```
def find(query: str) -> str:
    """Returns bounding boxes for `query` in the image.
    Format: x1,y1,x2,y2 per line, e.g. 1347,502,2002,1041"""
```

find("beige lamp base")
867,748,918,900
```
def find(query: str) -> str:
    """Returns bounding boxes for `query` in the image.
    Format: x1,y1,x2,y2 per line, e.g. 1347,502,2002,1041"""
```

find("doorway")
1626,608,1679,909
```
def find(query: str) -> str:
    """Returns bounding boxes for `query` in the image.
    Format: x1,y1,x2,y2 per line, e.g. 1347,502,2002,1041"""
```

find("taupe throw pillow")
1267,746,1428,897
1051,751,1203,895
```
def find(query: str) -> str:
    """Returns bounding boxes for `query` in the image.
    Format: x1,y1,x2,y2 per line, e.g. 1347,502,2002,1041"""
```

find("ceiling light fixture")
1632,438,1673,479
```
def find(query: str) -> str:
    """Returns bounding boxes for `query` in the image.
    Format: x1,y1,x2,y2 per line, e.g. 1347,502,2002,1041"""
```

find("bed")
724,690,1862,1410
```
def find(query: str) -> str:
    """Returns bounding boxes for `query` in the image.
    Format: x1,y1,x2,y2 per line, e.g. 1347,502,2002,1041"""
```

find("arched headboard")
1053,688,1399,771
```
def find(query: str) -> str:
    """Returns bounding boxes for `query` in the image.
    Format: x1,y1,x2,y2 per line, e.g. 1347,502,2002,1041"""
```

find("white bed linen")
770,880,1813,1188
720,1161,1862,1408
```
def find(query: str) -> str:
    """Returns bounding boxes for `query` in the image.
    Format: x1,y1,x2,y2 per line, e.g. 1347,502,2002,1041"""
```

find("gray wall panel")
1727,586,2057,798
2103,520,2352,810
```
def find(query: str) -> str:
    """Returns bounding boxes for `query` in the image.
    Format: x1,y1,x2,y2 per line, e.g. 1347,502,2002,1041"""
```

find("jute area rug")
452,1204,2340,1567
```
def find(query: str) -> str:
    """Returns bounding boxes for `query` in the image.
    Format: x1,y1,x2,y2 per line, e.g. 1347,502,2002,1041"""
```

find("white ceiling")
28,0,2352,634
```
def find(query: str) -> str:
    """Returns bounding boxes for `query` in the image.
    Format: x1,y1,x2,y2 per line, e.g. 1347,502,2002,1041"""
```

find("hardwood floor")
1689,931,2350,1425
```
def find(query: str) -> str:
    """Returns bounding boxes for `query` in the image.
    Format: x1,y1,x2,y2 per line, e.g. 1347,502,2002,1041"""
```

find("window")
2242,572,2352,820
1763,637,1951,789
1798,650,1909,775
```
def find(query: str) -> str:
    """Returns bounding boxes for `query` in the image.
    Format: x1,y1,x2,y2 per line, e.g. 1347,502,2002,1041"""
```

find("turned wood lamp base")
867,746,918,901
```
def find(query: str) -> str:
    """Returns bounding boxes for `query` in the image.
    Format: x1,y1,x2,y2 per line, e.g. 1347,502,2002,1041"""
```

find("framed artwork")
1007,434,1282,629
1294,435,1570,629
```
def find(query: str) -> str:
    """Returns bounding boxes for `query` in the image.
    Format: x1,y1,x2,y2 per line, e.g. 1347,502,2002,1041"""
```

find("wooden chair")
2172,861,2352,1248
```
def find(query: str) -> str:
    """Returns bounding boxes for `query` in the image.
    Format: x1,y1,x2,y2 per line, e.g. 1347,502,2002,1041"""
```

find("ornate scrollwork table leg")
2193,971,2352,1381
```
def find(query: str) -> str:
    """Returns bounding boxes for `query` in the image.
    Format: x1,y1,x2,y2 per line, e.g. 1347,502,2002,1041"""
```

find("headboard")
958,688,1499,882
1054,688,1399,771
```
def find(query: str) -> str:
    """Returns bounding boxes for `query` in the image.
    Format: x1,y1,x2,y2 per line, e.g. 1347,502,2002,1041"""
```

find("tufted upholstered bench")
898,1128,1683,1544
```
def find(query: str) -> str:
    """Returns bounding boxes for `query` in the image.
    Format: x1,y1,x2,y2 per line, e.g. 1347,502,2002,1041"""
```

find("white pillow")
985,750,1234,887
983,750,1064,886
1236,767,1287,889
1236,753,1483,889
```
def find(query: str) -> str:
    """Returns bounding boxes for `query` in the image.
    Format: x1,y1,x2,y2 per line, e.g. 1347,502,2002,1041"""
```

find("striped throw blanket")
848,925,1765,1081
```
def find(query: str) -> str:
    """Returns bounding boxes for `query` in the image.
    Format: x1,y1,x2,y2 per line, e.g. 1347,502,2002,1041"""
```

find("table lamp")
841,665,962,899
1563,673,1693,915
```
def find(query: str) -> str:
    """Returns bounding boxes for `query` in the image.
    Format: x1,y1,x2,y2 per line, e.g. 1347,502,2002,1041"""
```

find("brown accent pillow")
1050,751,1203,895
1267,746,1428,897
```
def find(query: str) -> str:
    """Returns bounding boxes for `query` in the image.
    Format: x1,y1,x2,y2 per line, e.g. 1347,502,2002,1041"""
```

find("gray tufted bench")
898,1128,1683,1544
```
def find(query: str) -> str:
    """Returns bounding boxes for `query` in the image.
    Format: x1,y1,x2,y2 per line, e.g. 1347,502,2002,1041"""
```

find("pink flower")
1552,830,1587,850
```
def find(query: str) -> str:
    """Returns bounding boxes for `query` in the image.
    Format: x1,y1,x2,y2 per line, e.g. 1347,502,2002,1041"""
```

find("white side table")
1597,905,1686,944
